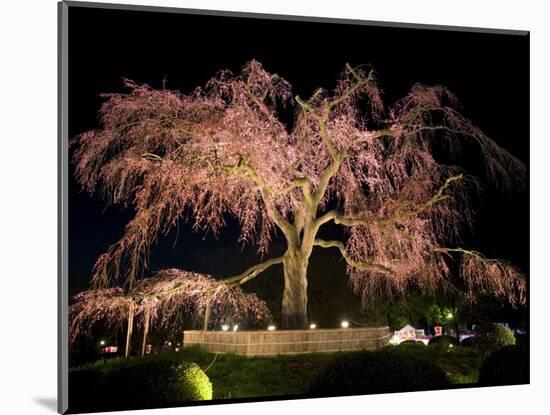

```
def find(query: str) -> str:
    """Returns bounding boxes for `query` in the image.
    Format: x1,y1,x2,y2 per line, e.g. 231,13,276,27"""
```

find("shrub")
467,324,516,355
429,335,459,348
108,360,212,405
179,363,213,400
399,340,426,348
479,345,528,386
308,349,449,396
70,359,212,411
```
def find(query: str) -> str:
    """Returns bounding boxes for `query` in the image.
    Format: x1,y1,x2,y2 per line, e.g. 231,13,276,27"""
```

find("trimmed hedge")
70,359,212,411
308,349,449,396
429,335,459,348
466,324,516,355
479,345,528,386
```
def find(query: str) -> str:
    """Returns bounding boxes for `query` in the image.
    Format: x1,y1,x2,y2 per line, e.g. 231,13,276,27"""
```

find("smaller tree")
69,269,271,357
426,303,462,337
471,323,516,355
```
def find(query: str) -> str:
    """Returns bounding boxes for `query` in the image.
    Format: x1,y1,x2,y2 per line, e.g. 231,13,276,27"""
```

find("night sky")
67,4,529,295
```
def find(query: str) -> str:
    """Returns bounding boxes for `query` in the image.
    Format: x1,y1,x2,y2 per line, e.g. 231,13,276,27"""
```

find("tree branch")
429,246,526,306
328,65,374,109
357,124,483,146
141,152,163,161
195,155,311,196
316,174,463,229
258,188,297,244
429,246,498,261
295,95,339,161
223,255,284,286
193,154,305,242
313,238,393,274
132,256,284,302
296,65,375,163
295,95,320,118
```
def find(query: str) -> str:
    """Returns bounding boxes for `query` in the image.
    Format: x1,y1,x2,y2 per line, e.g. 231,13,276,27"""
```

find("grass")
70,344,483,404
392,344,483,384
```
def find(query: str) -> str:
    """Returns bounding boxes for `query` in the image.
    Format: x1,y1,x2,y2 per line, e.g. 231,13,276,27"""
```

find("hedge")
309,349,449,396
479,345,528,386
70,359,212,412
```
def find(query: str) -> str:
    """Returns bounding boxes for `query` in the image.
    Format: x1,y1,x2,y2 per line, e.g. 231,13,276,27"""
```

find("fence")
183,326,391,356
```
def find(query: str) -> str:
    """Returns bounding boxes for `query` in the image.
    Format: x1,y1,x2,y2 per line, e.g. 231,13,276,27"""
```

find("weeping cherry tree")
73,60,526,329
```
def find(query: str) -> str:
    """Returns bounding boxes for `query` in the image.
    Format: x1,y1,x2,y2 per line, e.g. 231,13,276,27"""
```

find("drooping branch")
68,288,133,346
431,247,526,307
316,174,465,230
313,238,393,274
69,268,273,347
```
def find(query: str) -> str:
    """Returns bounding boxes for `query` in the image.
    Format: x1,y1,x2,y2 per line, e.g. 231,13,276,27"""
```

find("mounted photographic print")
58,1,529,413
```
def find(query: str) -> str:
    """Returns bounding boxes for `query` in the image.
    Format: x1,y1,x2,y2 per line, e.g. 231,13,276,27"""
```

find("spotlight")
267,325,276,331
221,324,230,331
233,324,239,332
341,321,350,328
309,323,317,329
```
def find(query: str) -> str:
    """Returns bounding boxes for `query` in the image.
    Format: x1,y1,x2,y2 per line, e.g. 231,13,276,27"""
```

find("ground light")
267,325,276,331
233,324,239,331
341,321,350,328
99,340,105,346
221,324,229,331
309,323,317,329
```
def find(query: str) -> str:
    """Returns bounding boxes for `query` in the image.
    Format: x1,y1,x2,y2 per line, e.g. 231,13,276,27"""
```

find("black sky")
67,5,529,293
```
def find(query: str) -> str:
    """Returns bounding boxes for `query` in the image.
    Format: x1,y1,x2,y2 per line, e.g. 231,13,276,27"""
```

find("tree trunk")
281,251,309,329
141,308,150,357
203,299,212,331
125,302,135,358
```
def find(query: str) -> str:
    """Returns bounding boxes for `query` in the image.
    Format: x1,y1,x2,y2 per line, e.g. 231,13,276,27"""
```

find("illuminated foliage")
135,269,272,330
69,269,271,345
69,288,131,345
